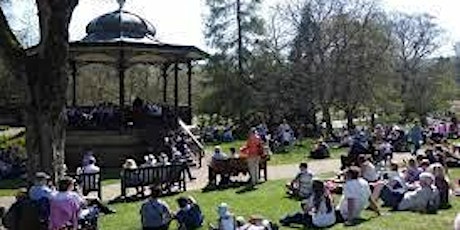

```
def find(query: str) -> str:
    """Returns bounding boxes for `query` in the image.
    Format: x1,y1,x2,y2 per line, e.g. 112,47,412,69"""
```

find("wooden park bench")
74,172,102,200
120,163,187,198
208,156,269,187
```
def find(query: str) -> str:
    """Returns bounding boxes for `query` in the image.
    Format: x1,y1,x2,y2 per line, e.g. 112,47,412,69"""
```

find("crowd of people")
66,104,120,129
2,172,116,230
276,118,460,228
66,98,165,129
139,185,279,230
5,115,460,229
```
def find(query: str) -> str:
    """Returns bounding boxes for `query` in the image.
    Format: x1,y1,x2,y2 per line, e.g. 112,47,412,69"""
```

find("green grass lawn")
204,139,345,166
100,168,460,230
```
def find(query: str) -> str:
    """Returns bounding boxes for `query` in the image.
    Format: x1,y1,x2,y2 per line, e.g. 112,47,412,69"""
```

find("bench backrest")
210,156,268,174
75,172,101,194
121,164,185,188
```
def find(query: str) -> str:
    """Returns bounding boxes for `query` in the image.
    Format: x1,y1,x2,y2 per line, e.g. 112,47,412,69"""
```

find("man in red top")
240,128,264,188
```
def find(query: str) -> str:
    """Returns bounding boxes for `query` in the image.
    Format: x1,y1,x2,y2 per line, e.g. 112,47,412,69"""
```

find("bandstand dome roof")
83,10,157,42
63,3,208,65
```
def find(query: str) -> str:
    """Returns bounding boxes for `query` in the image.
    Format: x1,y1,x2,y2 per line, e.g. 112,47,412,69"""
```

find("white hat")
218,203,229,217
419,172,435,182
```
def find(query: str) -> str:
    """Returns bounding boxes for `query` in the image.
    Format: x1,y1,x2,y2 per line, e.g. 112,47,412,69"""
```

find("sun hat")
419,172,435,182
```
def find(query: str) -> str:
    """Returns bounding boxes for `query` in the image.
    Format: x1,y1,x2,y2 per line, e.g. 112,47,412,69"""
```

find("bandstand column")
71,60,77,106
174,62,179,109
162,63,169,103
118,50,126,112
187,61,192,108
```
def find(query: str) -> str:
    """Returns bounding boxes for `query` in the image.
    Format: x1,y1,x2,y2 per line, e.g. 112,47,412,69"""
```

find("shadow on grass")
343,216,376,227
202,181,250,193
108,190,182,205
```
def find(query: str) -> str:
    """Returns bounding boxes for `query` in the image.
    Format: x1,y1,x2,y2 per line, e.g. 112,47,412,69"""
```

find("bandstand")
3,0,208,169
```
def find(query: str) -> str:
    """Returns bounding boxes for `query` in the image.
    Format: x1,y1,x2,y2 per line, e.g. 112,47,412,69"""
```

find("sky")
5,0,460,56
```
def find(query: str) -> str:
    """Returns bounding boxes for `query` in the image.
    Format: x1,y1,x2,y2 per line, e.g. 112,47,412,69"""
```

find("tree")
332,2,393,128
0,0,79,180
391,13,443,116
404,57,457,120
202,0,265,117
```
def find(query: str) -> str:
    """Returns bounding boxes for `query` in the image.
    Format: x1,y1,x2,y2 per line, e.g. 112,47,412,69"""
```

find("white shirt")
361,162,378,182
339,178,371,220
80,164,100,174
212,151,228,160
308,196,336,227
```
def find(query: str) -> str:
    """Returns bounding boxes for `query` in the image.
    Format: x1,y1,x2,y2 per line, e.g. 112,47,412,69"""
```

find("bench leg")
121,183,126,199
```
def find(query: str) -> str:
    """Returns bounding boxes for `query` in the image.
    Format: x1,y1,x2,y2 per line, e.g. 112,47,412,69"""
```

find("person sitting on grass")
372,172,440,213
29,172,54,201
49,177,114,230
209,203,235,230
310,138,330,159
337,167,380,226
286,163,314,199
140,187,172,230
377,139,393,164
429,163,451,209
357,155,379,183
403,158,422,183
280,180,336,228
174,196,204,230
239,215,277,230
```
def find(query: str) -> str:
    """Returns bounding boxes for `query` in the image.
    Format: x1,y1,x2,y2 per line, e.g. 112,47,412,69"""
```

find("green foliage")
201,0,455,126
403,57,457,117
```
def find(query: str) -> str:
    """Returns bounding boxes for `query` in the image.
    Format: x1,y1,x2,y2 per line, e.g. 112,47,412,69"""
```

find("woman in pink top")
49,178,82,230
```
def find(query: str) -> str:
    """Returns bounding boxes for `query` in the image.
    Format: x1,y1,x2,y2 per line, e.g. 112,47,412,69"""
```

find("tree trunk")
24,0,78,182
321,104,333,138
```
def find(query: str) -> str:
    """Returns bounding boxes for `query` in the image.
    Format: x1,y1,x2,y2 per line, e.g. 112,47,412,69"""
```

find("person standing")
240,128,264,188
409,121,423,156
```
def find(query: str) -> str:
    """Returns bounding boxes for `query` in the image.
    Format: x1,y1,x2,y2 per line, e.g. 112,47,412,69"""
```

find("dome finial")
117,0,126,9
